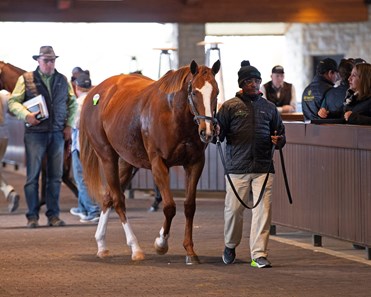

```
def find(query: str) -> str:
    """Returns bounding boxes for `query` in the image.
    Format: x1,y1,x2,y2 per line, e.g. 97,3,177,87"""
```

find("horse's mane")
0,61,25,73
156,66,191,94
7,63,26,73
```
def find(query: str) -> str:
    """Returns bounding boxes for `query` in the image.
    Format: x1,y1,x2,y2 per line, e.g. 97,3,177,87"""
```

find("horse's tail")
79,124,103,201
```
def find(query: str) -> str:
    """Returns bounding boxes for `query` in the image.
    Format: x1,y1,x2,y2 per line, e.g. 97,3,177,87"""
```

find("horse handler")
215,60,286,268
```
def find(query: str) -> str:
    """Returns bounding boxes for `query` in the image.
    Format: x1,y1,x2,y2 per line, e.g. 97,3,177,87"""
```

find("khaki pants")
224,173,274,260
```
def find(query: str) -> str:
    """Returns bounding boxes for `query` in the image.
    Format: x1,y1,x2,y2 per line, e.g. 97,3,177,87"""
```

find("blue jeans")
72,150,100,216
24,131,64,220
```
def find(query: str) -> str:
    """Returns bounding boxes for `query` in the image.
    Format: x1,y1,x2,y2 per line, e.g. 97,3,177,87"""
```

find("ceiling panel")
0,0,368,23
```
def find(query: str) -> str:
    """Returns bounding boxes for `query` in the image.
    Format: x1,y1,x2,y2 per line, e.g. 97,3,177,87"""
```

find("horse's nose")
199,129,212,144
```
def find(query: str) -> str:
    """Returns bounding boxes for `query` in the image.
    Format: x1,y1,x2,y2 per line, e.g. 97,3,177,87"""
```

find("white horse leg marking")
123,219,145,261
196,81,213,136
95,208,111,258
154,227,170,255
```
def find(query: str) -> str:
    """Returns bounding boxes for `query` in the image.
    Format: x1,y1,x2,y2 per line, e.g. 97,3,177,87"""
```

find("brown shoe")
27,218,39,228
48,216,66,227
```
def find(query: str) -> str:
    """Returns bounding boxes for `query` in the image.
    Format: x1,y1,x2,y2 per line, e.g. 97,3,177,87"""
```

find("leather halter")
187,80,217,126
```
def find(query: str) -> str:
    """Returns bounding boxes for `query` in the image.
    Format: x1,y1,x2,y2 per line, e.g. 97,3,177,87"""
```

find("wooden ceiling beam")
0,0,368,23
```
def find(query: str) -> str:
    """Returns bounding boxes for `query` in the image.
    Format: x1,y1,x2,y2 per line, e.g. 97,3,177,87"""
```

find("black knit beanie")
237,60,261,87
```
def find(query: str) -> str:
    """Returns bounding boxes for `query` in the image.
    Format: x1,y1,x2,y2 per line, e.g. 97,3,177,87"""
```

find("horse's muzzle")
199,126,216,144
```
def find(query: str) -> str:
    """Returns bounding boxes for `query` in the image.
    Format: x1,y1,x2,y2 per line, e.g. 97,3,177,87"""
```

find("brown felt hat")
32,46,59,61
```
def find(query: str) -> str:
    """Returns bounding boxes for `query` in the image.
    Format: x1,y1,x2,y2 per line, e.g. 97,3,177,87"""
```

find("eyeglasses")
40,59,56,64
244,78,262,85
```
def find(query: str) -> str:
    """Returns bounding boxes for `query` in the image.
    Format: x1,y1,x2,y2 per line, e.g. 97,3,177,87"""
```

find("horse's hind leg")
117,159,145,261
95,205,112,258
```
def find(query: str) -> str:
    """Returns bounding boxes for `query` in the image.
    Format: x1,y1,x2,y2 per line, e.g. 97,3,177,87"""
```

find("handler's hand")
215,124,221,136
271,130,283,146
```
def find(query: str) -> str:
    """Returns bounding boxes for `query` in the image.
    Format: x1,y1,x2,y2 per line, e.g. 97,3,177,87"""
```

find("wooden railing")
271,122,371,258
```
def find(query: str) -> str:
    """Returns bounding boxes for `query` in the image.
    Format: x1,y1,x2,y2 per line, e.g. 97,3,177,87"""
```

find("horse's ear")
190,60,198,75
212,60,221,75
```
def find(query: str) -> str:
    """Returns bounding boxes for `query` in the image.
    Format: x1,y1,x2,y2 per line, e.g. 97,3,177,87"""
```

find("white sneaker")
70,207,87,220
80,214,100,223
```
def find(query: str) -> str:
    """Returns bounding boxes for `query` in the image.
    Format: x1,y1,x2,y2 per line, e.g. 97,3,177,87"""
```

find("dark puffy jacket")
216,92,286,174
321,81,349,118
344,95,371,125
24,68,69,133
302,75,334,120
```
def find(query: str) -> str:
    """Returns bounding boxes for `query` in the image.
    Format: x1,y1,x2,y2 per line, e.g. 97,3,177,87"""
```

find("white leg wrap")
123,220,142,254
155,227,169,248
95,209,111,253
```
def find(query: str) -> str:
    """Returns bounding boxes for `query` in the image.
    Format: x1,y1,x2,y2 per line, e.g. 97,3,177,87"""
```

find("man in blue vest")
8,46,77,228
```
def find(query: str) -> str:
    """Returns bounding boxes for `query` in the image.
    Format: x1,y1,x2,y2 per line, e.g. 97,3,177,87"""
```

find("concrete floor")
0,167,370,297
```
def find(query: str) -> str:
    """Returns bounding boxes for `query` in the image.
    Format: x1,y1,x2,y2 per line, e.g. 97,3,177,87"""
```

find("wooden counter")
271,122,371,253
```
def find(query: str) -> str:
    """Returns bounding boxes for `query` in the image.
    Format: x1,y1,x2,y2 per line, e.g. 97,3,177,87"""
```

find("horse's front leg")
183,160,205,265
151,159,175,255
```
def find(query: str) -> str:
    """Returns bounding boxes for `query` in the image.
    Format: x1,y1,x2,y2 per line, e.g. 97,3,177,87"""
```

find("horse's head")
188,60,220,143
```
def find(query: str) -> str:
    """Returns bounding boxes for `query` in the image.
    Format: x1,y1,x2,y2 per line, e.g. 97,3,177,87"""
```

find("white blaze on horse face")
196,81,213,135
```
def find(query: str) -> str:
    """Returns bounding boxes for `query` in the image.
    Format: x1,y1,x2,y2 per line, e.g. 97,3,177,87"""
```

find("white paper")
23,94,49,120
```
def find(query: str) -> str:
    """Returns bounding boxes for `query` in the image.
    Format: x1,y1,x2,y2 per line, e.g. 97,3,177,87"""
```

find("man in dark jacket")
318,58,354,119
302,58,338,121
216,60,286,268
8,46,77,228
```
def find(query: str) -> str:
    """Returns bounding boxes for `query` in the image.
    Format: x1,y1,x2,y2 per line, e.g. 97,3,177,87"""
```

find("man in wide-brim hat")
8,45,77,228
32,45,59,61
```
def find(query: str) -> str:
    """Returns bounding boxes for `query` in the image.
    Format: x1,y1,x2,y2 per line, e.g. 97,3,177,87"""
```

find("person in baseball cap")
316,58,338,74
260,65,297,113
302,57,339,121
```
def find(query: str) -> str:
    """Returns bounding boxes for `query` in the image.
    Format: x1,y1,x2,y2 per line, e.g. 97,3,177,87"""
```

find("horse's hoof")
97,249,110,258
154,238,169,255
132,250,145,261
185,255,200,265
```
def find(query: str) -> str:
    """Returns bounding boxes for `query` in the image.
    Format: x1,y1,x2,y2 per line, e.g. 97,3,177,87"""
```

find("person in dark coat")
318,58,354,119
216,60,285,268
344,63,371,125
302,58,338,121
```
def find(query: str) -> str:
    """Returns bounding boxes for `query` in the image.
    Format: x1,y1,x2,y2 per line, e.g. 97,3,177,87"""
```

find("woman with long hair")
344,63,371,125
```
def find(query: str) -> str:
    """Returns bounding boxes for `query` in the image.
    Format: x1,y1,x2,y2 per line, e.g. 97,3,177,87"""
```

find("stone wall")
176,6,371,111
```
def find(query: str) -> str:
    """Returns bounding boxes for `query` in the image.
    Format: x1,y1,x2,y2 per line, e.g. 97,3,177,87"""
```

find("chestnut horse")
80,60,220,264
0,60,78,201
0,61,25,91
